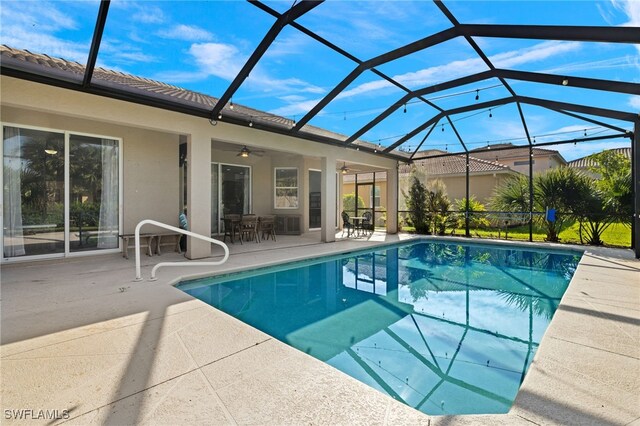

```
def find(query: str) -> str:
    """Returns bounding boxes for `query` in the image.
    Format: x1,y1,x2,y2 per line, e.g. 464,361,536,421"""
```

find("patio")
1,236,638,425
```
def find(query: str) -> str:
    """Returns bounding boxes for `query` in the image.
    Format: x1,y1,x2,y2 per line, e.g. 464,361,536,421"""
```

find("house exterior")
470,143,567,174
341,150,518,217
1,46,400,263
406,151,518,206
567,147,631,178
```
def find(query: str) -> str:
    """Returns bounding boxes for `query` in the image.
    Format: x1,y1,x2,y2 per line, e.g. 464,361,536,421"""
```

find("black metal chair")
362,211,373,235
341,211,355,237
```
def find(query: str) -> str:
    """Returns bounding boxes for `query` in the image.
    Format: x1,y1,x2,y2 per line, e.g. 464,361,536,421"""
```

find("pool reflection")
181,241,580,415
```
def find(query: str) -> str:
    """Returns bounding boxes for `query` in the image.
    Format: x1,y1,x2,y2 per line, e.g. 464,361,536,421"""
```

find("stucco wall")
1,105,179,234
434,173,507,206
2,76,399,249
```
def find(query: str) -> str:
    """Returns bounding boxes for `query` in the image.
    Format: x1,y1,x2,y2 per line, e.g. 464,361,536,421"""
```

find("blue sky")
1,0,638,161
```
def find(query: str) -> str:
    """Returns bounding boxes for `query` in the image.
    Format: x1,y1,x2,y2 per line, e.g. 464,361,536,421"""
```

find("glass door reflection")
3,127,65,257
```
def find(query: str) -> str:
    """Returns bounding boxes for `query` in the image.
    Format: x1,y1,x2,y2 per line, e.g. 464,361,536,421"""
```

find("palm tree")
534,167,590,242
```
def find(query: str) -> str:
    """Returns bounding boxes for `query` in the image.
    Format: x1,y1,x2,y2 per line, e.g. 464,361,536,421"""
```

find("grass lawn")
400,221,631,248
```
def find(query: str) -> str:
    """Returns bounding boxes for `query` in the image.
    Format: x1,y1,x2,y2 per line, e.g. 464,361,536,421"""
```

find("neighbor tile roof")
401,152,513,176
568,147,631,169
470,143,566,164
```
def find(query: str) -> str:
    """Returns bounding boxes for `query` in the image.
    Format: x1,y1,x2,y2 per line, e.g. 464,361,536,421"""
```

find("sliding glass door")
3,127,65,257
211,163,251,234
69,134,119,252
2,125,121,260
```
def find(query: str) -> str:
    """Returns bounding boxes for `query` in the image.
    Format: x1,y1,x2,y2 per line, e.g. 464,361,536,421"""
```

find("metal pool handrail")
134,219,229,281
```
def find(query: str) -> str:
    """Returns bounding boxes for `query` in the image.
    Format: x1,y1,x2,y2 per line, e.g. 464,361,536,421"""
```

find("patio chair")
341,211,355,237
362,211,373,235
223,214,241,243
239,214,260,244
259,215,276,241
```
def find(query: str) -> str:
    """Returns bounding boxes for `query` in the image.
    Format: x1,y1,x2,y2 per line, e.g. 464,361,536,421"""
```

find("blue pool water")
178,240,581,415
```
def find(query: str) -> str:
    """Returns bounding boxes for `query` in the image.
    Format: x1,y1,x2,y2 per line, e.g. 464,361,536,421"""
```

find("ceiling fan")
235,145,264,158
340,162,360,174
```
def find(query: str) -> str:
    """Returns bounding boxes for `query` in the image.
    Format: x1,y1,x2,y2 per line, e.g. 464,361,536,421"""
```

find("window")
274,167,298,209
514,160,534,166
372,186,381,208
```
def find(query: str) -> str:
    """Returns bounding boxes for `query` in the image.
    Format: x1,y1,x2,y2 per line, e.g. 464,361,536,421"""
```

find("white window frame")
1,122,123,263
274,167,299,209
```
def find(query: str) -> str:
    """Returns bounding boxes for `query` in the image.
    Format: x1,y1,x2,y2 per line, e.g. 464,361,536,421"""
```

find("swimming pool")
178,240,582,415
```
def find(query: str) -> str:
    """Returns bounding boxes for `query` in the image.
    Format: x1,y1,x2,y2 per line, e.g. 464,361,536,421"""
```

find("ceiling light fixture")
239,146,250,158
209,118,217,126
562,78,569,86
403,103,407,113
249,119,253,127
489,109,493,118
441,124,445,132
229,100,234,110
44,148,57,155
475,89,479,101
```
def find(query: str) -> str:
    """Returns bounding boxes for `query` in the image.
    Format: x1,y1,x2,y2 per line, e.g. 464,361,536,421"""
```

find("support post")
386,164,399,234
321,155,337,242
186,132,212,259
633,120,639,258
529,145,534,242
465,152,470,237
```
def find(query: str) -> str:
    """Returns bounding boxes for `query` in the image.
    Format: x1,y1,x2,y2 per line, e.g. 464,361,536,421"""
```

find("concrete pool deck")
1,233,639,425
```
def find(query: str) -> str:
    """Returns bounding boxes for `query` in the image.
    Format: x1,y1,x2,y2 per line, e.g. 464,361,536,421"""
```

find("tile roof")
568,147,631,169
400,152,513,175
0,45,295,125
470,143,565,163
1,45,411,160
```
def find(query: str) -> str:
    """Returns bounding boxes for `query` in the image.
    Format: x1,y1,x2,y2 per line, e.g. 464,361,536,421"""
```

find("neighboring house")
471,143,567,174
404,151,518,206
567,147,631,179
1,46,401,262
342,171,388,212
343,150,517,211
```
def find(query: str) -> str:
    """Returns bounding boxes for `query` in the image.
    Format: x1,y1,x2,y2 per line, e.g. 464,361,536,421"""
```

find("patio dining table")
350,216,366,236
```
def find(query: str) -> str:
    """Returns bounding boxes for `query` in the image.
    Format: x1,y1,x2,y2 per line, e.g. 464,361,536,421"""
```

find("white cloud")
189,43,245,81
610,0,640,53
0,1,78,32
611,0,640,25
180,42,326,99
279,95,307,103
629,95,640,110
273,40,581,117
492,41,581,69
157,24,214,42
540,56,637,74
0,1,87,60
391,41,580,92
270,99,323,117
265,33,309,58
0,27,88,62
132,7,164,24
